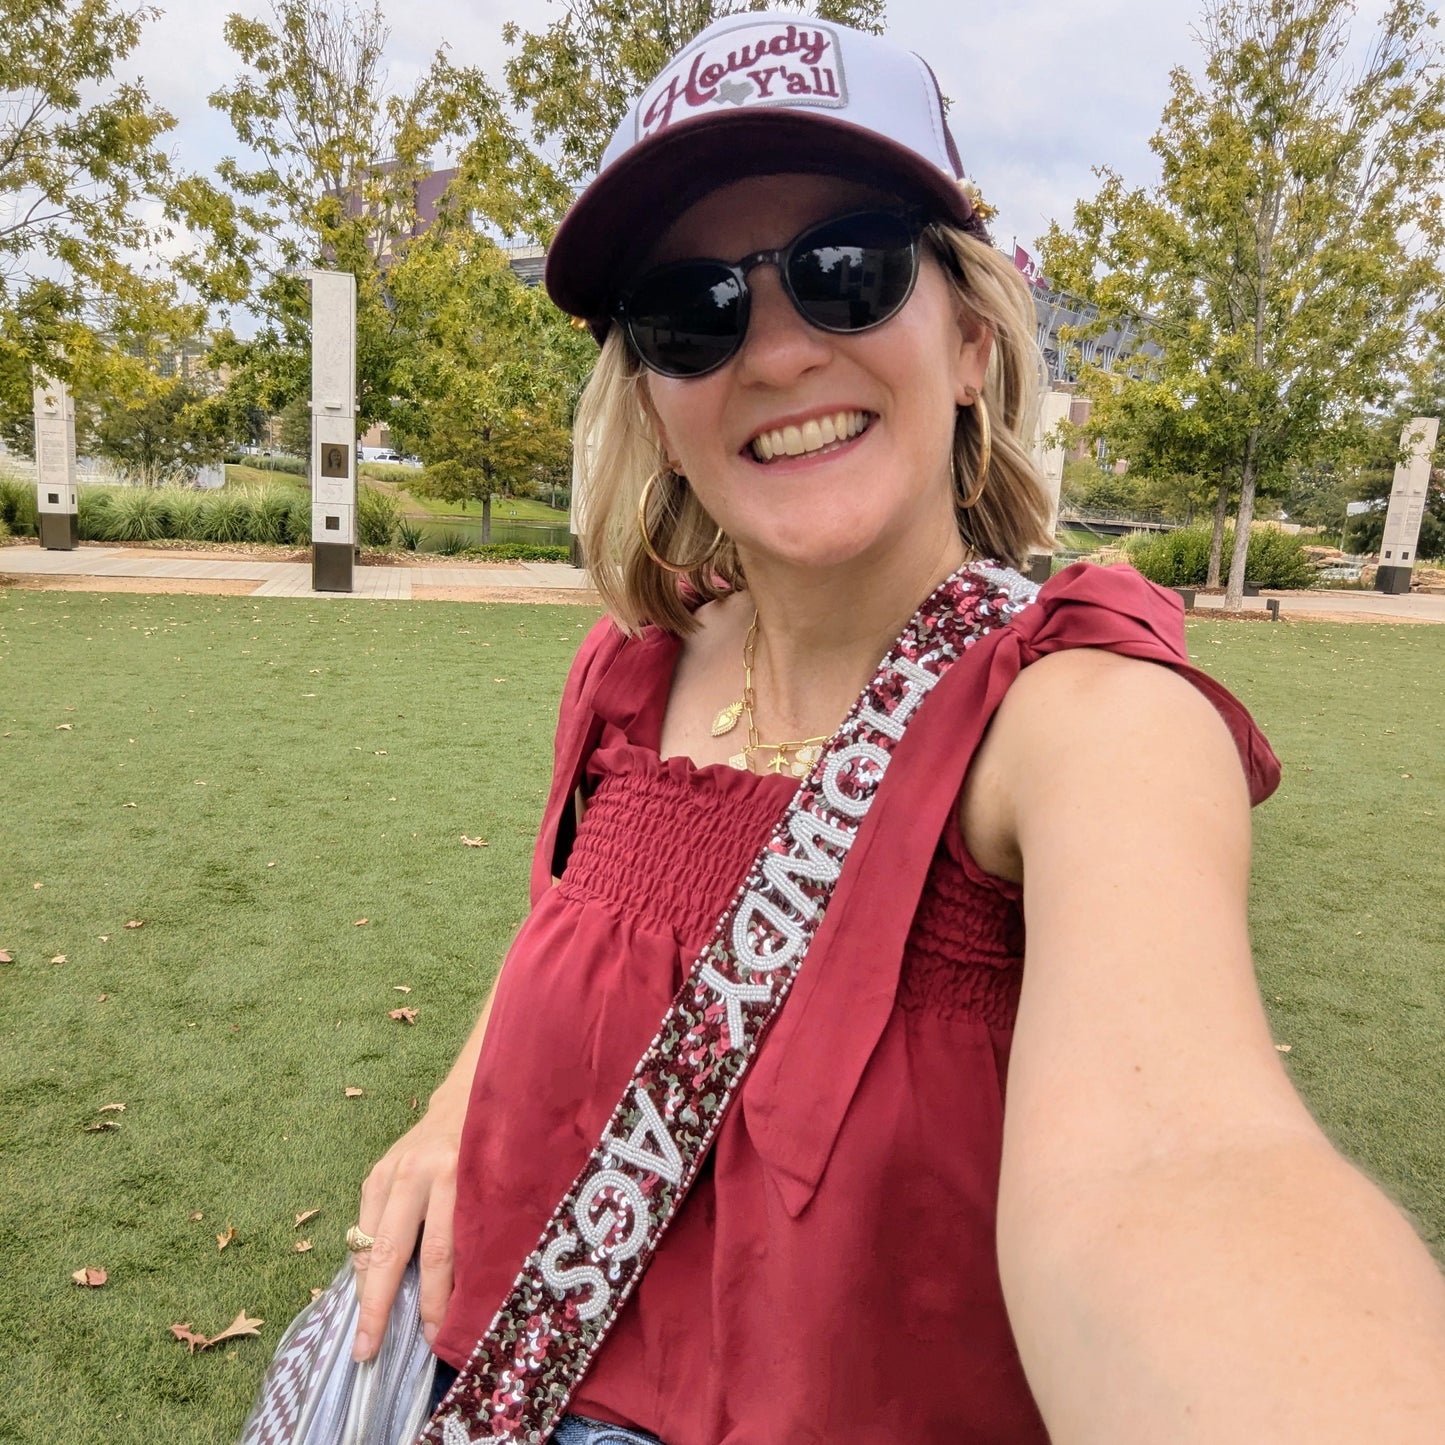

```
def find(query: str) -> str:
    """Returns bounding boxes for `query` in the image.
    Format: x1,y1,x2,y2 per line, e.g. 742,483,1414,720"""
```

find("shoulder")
961,642,1250,884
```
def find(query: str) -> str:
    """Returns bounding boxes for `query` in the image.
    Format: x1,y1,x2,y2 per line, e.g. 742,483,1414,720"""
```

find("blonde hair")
575,222,1055,635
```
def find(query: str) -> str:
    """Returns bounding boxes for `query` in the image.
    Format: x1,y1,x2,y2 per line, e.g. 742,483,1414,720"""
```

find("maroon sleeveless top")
434,563,1280,1443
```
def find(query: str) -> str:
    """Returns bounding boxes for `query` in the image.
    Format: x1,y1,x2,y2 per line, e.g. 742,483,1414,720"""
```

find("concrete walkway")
0,543,593,601
3,543,1443,620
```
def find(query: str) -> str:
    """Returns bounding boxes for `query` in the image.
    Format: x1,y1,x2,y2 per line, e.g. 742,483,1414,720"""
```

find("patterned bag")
239,1255,436,1445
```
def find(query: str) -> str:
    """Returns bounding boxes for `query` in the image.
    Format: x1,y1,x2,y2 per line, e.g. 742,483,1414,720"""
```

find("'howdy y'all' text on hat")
544,12,986,334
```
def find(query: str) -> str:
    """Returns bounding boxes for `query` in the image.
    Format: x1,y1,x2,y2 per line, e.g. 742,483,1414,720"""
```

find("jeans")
426,1362,665,1444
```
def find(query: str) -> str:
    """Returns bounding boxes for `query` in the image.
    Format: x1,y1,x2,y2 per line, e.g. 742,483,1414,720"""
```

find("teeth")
750,411,868,462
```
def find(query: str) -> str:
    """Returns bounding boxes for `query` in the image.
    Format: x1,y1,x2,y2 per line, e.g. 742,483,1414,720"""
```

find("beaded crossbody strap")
423,563,1037,1445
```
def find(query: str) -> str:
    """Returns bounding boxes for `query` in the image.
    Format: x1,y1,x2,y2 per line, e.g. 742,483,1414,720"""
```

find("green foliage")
466,542,571,561
434,529,471,556
0,475,37,534
397,517,422,551
99,486,169,542
197,492,253,545
1042,0,1445,607
245,485,294,545
0,0,201,385
90,377,228,485
163,489,205,541
76,486,113,540
284,490,314,548
1125,525,1316,589
225,454,308,478
356,483,400,549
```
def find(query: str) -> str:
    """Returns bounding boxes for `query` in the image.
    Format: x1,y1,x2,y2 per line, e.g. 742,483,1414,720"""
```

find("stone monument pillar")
33,377,79,551
308,270,357,593
1023,390,1072,583
1376,416,1438,595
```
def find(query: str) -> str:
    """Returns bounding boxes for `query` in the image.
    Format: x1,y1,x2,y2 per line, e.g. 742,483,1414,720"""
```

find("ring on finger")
346,1225,376,1253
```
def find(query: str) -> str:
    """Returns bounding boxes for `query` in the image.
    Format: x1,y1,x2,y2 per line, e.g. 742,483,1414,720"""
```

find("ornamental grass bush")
1124,524,1315,590
197,491,253,544
246,485,294,545
0,475,36,534
100,486,170,542
357,484,400,548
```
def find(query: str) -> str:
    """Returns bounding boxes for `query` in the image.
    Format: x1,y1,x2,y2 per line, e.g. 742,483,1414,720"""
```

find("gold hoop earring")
955,393,991,510
637,468,724,575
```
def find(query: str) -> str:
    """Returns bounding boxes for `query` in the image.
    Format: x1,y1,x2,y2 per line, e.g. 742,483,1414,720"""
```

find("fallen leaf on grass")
33,882,43,890
310,1287,325,1301
392,984,411,993
294,1239,312,1253
168,1311,263,1354
409,1096,419,1111
0,949,11,963
1275,1043,1293,1053
97,993,108,1003
373,749,388,756
194,779,206,785
266,861,276,868
122,802,137,808
1402,773,1413,779
294,1208,320,1229
124,919,144,929
344,1086,364,1098
189,1211,203,1221
72,1267,108,1288
388,1007,418,1025
98,1102,125,1113
84,1120,120,1132
99,935,109,942
50,954,66,965
217,1224,237,1252
460,836,488,848
354,918,368,927
55,723,72,731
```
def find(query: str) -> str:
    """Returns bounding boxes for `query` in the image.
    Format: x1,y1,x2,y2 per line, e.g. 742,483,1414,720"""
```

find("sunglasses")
616,209,926,379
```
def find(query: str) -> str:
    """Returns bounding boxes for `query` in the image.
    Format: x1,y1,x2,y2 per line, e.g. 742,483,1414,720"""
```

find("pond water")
416,517,572,549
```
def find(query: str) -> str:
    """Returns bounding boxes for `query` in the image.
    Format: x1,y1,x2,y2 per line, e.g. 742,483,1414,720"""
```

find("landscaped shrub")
1125,524,1315,589
467,542,572,562
435,530,470,556
198,491,254,544
224,453,307,477
0,475,37,535
163,490,205,540
397,518,422,551
101,486,170,542
78,488,115,540
357,484,400,548
284,493,313,547
246,485,294,545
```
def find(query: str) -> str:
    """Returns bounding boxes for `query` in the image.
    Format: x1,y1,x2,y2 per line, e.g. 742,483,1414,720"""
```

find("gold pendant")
711,700,743,737
794,744,822,770
727,751,750,771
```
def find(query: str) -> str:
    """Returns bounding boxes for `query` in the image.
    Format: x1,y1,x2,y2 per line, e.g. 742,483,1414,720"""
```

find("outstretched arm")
988,647,1445,1442
350,988,494,1362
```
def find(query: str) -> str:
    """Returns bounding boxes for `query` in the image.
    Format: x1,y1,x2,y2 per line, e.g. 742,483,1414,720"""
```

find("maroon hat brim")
544,108,976,336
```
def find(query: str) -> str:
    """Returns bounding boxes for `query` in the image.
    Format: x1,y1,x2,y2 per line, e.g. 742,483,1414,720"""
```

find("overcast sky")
119,0,1391,284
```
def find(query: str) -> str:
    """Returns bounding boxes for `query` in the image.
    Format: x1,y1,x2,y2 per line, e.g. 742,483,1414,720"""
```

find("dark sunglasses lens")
787,213,917,332
626,263,745,377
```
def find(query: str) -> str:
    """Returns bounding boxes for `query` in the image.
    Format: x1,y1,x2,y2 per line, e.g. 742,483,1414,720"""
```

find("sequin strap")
423,563,1038,1445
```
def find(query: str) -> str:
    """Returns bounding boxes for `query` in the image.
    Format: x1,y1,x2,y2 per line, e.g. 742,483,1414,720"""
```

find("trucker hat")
544,12,985,332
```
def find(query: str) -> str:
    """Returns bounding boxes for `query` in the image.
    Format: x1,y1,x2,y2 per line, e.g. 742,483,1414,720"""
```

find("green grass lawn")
1,593,1442,1441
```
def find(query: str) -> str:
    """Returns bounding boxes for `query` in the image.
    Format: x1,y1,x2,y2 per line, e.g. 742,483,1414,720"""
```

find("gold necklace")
712,611,829,777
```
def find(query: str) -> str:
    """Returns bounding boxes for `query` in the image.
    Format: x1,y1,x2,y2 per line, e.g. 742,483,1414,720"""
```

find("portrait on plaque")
321,443,349,479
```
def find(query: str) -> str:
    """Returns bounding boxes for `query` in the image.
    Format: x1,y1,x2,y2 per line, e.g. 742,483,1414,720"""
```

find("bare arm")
985,648,1445,1441
351,987,495,1361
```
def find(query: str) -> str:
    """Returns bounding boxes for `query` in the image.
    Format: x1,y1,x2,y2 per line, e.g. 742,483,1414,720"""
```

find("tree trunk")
1223,430,1261,609
1207,477,1230,588
481,491,491,545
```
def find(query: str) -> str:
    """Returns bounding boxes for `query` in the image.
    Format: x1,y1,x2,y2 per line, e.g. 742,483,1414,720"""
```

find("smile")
748,410,873,463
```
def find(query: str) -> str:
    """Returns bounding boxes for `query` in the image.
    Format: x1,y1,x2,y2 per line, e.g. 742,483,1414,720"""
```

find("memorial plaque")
1377,416,1438,594
307,270,357,593
320,442,349,478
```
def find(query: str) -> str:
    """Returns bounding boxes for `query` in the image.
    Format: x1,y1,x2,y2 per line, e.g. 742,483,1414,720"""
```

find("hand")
350,1100,464,1361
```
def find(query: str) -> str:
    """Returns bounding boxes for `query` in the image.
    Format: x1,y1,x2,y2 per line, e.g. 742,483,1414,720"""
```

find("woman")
349,14,1445,1443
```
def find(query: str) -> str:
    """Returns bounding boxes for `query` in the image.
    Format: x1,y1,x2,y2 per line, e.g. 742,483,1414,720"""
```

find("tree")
501,0,886,203
1,1,210,432
202,0,544,429
386,233,592,541
90,377,228,485
1043,0,1445,606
